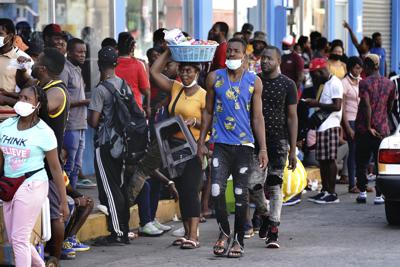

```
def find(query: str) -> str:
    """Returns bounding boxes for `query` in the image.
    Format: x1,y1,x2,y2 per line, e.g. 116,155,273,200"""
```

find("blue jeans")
135,181,151,227
147,177,161,222
64,130,85,189
347,121,356,189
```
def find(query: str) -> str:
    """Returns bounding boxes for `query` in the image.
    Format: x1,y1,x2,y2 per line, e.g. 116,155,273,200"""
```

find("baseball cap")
251,31,268,46
241,23,254,34
365,53,380,67
98,46,118,66
42,23,63,39
282,35,295,46
309,58,328,72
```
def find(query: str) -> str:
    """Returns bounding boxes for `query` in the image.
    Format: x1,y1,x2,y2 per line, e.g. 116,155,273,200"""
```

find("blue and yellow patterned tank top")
211,69,256,145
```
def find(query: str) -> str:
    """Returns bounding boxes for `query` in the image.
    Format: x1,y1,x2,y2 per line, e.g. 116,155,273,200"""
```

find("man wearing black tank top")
17,47,70,261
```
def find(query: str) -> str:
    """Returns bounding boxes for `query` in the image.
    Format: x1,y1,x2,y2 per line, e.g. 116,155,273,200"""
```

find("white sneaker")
172,227,185,237
152,220,172,231
97,205,109,216
374,196,385,205
139,222,163,237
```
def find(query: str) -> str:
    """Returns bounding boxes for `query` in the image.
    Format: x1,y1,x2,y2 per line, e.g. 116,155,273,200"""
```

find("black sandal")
213,224,231,256
213,236,230,256
227,241,244,258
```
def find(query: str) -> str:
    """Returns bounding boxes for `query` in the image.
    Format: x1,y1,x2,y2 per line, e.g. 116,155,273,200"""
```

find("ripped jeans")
210,143,254,247
248,139,287,228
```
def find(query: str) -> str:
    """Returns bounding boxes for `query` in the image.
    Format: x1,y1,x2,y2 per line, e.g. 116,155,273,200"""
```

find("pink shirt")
342,75,360,121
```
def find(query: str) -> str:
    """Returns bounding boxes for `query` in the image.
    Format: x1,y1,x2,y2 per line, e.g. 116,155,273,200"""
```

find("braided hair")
19,85,48,121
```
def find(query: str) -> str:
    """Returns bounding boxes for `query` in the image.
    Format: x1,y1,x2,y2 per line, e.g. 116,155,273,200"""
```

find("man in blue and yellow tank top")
198,38,268,258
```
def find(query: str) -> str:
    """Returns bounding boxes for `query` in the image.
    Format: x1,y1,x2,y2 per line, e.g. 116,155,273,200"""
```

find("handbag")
308,109,331,129
308,82,331,129
0,168,44,202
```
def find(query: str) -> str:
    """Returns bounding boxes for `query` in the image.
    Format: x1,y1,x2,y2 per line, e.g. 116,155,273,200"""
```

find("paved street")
63,184,400,267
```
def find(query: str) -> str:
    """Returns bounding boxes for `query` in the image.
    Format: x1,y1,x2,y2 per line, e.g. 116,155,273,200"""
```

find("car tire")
385,200,400,225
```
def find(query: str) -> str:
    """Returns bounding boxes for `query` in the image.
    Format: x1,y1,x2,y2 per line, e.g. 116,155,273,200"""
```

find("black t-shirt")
259,73,298,141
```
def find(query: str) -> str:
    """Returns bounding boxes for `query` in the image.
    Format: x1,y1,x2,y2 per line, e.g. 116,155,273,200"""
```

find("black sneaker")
258,216,269,239
308,191,328,203
283,194,302,206
265,227,280,248
315,193,340,204
92,235,130,246
356,192,367,204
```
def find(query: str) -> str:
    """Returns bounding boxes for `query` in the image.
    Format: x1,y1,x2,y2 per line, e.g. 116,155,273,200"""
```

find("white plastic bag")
164,29,187,45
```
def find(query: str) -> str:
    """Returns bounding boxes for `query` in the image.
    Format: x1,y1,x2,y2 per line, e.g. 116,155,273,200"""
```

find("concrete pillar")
327,0,336,41
391,0,400,73
193,0,212,40
114,0,127,38
347,0,363,56
266,0,287,47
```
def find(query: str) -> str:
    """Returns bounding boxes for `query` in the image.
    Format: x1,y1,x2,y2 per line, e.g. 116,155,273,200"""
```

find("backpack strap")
100,79,118,96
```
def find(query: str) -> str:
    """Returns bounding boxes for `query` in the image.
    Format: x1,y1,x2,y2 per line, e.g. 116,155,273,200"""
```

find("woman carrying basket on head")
0,85,68,267
151,48,208,249
131,47,208,249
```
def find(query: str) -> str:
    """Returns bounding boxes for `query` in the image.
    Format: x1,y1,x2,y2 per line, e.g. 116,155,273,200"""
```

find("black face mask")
329,54,342,61
253,47,264,55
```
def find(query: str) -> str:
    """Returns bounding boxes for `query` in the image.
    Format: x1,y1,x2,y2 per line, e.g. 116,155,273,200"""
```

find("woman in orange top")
147,48,206,249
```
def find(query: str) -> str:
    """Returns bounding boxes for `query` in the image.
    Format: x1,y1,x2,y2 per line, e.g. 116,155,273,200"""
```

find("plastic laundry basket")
168,44,219,62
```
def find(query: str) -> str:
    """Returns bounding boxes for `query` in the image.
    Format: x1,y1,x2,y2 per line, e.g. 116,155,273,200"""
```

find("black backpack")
101,79,149,164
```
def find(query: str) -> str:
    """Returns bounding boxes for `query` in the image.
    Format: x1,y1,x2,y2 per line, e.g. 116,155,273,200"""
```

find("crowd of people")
0,16,399,265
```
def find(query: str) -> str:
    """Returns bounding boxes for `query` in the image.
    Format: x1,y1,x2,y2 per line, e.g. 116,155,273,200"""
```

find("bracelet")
168,180,175,186
259,149,267,152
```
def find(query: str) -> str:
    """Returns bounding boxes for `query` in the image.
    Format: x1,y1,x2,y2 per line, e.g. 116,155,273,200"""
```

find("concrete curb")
77,200,180,242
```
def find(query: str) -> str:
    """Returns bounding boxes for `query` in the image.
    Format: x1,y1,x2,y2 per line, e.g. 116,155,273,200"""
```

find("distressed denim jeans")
211,143,254,246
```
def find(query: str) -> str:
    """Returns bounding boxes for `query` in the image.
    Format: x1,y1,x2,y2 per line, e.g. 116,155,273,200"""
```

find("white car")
376,124,400,225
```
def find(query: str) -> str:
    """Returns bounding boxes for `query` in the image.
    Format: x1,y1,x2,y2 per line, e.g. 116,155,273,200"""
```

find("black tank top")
39,80,69,179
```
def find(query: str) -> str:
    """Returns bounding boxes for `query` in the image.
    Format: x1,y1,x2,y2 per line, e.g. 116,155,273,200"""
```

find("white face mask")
349,73,361,80
0,37,5,48
225,59,242,70
282,49,292,55
183,75,198,88
14,101,37,117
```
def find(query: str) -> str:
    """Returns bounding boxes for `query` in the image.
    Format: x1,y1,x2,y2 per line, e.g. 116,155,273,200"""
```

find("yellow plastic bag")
282,158,307,202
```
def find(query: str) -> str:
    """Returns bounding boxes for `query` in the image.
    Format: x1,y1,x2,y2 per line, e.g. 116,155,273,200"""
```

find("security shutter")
363,0,392,72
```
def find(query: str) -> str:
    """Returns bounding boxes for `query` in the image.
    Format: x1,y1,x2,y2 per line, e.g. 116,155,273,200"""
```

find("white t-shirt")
317,75,344,132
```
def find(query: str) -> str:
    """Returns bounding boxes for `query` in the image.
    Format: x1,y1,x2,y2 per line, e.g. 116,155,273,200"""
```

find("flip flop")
172,237,186,246
181,239,200,249
128,232,138,240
